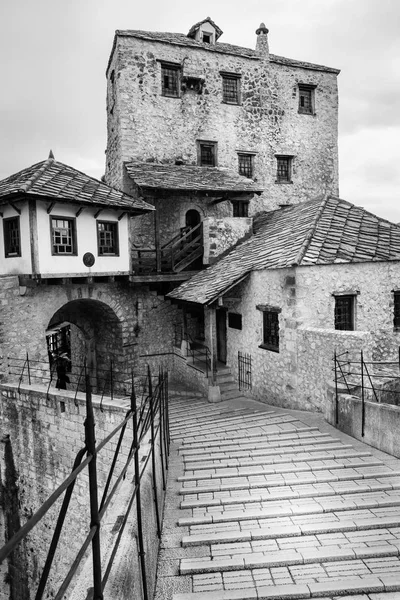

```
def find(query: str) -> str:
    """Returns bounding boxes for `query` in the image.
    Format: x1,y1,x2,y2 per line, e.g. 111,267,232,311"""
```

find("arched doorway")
46,299,123,393
185,209,201,231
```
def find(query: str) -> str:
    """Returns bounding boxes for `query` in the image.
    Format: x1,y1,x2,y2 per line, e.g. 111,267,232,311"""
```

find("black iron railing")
0,362,169,600
238,351,252,391
333,348,400,437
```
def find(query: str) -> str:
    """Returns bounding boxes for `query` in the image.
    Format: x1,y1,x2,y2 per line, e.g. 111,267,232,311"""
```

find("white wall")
36,200,130,275
0,201,32,275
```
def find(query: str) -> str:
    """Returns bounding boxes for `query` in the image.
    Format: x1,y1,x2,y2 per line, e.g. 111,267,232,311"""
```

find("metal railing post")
27,352,31,385
132,373,148,600
361,350,365,437
85,373,103,600
148,366,161,539
334,350,339,425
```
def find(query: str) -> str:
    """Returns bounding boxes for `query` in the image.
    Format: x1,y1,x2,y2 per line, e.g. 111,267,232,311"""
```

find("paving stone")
308,575,384,596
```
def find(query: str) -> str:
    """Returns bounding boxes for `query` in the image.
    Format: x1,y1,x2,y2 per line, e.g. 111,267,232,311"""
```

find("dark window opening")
228,313,242,330
334,295,355,331
198,142,217,166
238,153,254,178
97,221,119,256
51,217,76,255
394,292,400,328
232,201,249,218
298,84,315,114
161,64,180,97
202,33,212,43
3,216,21,257
222,75,240,104
261,310,280,352
276,156,292,183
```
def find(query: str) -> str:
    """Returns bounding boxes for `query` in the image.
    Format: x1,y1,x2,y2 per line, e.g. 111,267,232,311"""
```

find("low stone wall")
0,382,165,599
326,383,400,458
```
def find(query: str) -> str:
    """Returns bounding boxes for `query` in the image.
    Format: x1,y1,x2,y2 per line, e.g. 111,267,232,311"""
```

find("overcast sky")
1,0,399,221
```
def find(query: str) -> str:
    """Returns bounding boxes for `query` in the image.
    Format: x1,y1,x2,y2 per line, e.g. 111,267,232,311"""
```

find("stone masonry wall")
204,216,253,264
0,276,182,386
221,261,400,412
105,33,339,213
0,382,165,598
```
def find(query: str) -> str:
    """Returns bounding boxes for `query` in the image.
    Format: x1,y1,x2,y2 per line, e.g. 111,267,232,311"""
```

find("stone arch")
47,298,124,393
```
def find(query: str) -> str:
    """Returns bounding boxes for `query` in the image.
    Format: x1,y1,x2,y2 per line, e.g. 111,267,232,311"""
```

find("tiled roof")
168,196,400,305
0,158,154,213
125,161,264,193
112,30,340,74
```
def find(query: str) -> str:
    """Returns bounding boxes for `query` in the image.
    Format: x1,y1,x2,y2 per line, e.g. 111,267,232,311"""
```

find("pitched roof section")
125,161,264,194
168,196,400,305
0,158,154,213
111,30,340,74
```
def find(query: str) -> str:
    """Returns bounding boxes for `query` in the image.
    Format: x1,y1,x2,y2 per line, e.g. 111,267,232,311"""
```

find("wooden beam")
154,199,161,273
28,199,39,275
9,202,21,215
118,211,126,221
46,201,55,214
76,206,84,217
94,209,103,219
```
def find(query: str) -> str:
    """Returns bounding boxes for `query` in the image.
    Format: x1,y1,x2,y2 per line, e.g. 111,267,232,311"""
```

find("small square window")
228,313,242,330
334,295,355,331
97,221,119,256
51,217,76,255
276,156,293,183
232,201,249,218
393,292,400,329
161,63,180,98
221,75,240,104
198,141,217,167
202,32,212,43
3,216,21,257
262,311,280,352
298,84,315,114
238,153,254,178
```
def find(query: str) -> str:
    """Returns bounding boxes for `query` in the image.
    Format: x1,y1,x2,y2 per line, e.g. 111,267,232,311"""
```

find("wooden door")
216,309,227,364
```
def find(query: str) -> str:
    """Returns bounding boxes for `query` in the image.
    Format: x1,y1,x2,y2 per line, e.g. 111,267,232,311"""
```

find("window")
298,84,315,114
161,63,180,97
198,141,217,167
232,201,249,218
334,295,355,331
257,305,281,352
238,153,254,178
202,32,212,43
276,156,293,183
221,74,241,104
3,216,21,257
51,217,76,255
97,221,119,256
228,313,242,330
393,292,400,329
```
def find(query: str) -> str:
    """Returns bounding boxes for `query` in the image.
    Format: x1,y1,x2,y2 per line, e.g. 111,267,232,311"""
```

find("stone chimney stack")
255,23,269,59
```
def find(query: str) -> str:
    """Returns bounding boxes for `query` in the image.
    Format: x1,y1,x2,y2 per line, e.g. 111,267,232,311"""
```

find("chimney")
255,23,269,59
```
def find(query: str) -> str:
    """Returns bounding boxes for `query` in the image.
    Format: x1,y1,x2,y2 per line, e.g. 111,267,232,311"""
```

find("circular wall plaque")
83,252,95,267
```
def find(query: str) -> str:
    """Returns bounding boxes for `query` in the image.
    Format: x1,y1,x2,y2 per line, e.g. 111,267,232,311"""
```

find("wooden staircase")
132,222,203,274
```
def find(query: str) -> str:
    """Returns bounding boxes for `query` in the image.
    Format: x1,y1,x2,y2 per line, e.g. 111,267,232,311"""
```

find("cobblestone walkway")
154,392,400,600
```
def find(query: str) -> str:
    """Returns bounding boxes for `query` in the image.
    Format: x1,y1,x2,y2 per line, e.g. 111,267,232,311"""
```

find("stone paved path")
154,392,400,600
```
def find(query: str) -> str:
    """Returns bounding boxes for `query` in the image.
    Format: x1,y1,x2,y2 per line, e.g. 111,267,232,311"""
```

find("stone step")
180,479,400,509
176,416,305,444
178,493,400,526
173,574,400,600
179,429,328,454
179,543,400,575
181,514,400,546
170,409,276,431
220,390,247,401
182,449,375,474
179,469,400,496
179,457,382,483
178,426,321,451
